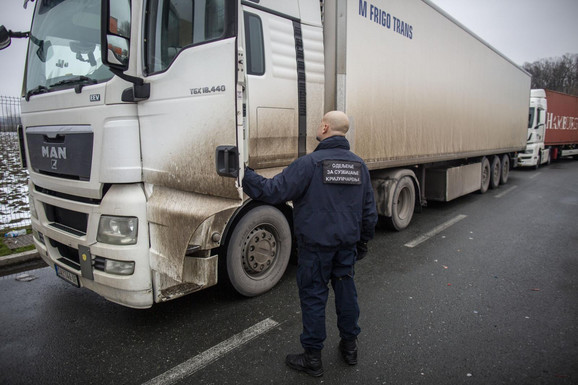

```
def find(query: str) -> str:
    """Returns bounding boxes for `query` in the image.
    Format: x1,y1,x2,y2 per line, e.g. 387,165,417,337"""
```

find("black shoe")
285,349,323,377
339,339,358,365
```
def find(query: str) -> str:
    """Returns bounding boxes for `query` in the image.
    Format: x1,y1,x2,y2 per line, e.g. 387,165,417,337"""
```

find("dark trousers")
297,246,361,351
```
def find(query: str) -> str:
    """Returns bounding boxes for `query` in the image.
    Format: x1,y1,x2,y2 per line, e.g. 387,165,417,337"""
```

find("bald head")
317,111,349,141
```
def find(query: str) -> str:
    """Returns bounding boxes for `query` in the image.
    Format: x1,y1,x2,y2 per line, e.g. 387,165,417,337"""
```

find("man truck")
1,0,530,308
518,89,578,168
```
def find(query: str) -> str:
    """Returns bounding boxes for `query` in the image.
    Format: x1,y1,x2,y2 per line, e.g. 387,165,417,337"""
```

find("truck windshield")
25,0,113,97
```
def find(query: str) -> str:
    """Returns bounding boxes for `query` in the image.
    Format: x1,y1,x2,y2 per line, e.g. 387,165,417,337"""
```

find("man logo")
42,146,67,160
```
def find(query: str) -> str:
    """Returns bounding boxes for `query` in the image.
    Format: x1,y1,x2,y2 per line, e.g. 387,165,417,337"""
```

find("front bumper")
517,144,540,167
30,183,154,309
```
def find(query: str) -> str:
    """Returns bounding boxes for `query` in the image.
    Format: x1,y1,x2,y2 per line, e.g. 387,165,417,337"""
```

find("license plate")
55,265,80,287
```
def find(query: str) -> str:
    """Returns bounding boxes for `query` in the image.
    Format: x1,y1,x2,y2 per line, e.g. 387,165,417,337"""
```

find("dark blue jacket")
243,136,377,250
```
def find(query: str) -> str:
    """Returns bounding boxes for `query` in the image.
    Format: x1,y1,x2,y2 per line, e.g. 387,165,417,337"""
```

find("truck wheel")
226,206,291,297
479,157,491,193
385,176,415,231
490,155,501,189
500,154,510,184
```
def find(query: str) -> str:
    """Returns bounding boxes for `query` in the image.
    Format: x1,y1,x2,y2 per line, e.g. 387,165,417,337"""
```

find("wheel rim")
241,226,278,277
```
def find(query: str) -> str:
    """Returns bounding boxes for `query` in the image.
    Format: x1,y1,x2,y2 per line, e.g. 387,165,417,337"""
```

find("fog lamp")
105,259,135,275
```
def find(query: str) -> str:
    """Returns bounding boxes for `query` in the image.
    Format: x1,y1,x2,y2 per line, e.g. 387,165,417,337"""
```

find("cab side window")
145,0,229,74
244,12,265,76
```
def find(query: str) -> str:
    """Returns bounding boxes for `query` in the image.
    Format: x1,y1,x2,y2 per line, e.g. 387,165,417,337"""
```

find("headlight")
97,216,138,245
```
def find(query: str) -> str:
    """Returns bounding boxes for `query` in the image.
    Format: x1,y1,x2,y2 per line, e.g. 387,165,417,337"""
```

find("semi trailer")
1,0,530,308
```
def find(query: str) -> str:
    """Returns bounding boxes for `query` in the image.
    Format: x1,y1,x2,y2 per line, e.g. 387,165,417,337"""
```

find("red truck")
545,90,578,160
519,89,578,167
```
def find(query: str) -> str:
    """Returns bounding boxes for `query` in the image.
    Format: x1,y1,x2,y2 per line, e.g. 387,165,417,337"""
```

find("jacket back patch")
322,160,362,185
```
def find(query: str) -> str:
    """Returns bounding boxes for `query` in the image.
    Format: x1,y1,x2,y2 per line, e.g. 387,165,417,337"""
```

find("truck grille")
49,239,106,272
50,239,80,270
44,204,88,236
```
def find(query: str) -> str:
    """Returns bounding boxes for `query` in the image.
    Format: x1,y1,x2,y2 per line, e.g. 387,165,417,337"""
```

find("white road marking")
143,318,280,385
529,172,542,180
494,185,518,198
404,215,468,248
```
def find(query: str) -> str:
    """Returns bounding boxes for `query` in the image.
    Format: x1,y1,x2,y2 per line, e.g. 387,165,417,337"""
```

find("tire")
385,176,415,231
500,154,510,185
479,157,491,194
489,155,501,189
226,206,291,297
534,153,541,170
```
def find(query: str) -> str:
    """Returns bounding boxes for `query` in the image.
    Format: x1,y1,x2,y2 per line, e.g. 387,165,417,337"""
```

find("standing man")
242,111,378,377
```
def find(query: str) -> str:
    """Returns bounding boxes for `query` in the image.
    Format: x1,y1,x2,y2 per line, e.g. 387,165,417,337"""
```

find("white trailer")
1,0,529,308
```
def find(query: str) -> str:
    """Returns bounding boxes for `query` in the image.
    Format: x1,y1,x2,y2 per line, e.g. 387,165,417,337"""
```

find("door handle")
216,145,239,178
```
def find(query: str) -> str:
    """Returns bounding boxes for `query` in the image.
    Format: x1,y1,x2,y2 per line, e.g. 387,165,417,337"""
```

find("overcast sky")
1,0,577,97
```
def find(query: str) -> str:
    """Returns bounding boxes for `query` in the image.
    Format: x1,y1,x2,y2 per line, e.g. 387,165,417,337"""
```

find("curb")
0,250,41,268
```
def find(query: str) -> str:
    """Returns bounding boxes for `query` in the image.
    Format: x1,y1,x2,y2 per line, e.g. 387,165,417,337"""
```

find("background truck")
1,0,530,308
518,89,578,167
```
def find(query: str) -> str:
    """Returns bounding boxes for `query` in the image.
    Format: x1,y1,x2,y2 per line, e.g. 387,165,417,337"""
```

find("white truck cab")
518,89,550,168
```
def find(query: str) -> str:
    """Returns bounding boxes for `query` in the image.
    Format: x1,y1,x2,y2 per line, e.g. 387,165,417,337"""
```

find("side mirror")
101,0,131,71
0,26,12,50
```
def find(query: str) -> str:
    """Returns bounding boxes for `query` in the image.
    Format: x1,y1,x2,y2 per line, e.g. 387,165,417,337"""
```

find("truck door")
241,3,301,169
138,0,238,198
136,0,240,283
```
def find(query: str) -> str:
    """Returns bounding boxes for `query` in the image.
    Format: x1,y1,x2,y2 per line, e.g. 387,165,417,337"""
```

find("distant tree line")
523,53,578,96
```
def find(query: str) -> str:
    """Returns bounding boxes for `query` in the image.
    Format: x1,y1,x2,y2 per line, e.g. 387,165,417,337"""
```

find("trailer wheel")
490,155,501,189
226,206,291,297
479,157,491,193
500,154,510,185
386,176,415,231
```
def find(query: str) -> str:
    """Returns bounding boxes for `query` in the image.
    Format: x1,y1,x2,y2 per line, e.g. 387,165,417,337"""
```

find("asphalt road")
1,161,577,385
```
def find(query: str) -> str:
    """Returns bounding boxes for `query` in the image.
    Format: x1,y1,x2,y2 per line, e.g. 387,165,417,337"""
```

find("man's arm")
242,158,314,204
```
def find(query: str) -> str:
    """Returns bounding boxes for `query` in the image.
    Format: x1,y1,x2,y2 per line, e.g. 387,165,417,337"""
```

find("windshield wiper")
25,85,49,101
49,76,98,93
